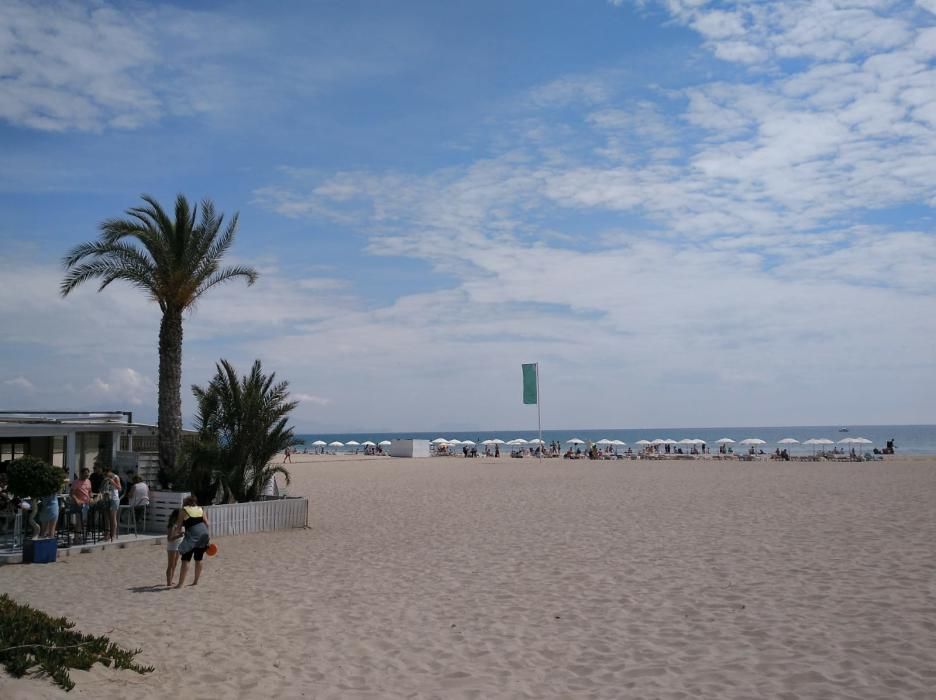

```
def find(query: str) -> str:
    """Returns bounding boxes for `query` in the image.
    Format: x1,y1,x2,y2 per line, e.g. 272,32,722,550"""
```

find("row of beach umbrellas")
434,436,876,448
308,440,393,449
307,436,874,451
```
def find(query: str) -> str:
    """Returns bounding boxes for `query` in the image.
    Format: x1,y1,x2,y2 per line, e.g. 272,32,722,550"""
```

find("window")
0,442,27,461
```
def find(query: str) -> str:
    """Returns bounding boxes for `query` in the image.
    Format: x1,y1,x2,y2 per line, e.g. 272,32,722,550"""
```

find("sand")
2,453,936,699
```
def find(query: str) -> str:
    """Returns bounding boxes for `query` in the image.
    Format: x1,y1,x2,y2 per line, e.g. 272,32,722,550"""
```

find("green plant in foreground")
0,594,153,691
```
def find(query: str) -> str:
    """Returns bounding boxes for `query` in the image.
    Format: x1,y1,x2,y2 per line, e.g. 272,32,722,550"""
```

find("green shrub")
6,457,64,499
0,594,153,691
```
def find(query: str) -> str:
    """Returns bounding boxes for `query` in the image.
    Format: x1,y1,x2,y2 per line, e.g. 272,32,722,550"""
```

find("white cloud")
294,393,331,406
0,1,263,131
86,368,155,407
3,377,35,391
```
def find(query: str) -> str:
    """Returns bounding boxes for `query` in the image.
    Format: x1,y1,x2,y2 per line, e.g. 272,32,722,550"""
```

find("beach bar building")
0,411,138,475
0,411,200,481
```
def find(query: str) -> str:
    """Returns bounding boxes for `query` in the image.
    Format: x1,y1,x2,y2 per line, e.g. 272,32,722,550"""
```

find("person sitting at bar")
126,474,150,527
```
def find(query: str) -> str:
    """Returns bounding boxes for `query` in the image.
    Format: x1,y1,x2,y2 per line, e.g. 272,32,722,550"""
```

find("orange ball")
206,543,218,557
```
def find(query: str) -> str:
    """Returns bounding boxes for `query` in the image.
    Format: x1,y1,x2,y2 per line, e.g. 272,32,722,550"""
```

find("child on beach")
166,508,182,587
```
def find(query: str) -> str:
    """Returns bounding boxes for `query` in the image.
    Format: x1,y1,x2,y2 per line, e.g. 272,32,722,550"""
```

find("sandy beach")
2,453,936,699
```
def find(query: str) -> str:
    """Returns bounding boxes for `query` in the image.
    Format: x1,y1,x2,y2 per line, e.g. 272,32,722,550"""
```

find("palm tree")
61,195,258,484
187,359,296,503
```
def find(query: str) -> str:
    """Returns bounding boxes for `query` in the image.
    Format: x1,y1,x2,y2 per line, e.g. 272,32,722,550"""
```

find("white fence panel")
148,490,189,534
204,498,309,538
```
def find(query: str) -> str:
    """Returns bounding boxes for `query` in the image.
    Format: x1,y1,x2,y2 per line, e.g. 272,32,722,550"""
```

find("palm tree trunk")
158,306,184,486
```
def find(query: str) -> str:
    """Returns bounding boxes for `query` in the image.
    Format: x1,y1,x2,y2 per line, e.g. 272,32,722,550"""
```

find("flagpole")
536,362,542,461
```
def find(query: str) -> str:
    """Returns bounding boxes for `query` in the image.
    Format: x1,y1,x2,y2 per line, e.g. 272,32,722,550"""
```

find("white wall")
388,439,431,458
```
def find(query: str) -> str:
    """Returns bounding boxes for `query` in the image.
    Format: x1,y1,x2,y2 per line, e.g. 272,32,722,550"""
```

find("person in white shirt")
126,474,150,527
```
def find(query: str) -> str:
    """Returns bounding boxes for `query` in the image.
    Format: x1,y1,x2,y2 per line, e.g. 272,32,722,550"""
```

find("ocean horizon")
296,424,936,455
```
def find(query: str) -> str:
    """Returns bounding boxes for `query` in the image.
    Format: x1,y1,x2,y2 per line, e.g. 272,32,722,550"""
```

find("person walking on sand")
165,508,183,587
283,446,291,464
173,496,210,588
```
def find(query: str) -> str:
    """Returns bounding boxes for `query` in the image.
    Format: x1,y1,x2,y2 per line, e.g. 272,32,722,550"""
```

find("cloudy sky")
1,0,934,433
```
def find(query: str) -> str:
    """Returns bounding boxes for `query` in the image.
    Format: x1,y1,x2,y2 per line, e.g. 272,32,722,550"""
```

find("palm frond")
191,265,258,302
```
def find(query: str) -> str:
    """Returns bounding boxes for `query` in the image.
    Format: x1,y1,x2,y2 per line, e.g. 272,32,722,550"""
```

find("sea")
295,425,936,455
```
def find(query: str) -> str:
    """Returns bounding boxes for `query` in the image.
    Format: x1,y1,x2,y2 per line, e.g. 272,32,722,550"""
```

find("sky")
1,0,935,433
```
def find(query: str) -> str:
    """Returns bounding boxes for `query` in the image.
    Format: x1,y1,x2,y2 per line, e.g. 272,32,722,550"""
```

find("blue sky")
1,0,935,432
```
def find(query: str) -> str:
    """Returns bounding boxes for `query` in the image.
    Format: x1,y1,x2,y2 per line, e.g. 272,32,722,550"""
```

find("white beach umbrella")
596,438,612,445
461,440,475,446
528,438,544,445
739,438,766,446
612,439,627,446
636,439,651,446
677,438,694,445
328,441,344,447
837,437,855,445
448,439,461,445
362,441,375,446
481,439,495,445
431,437,449,444
818,439,834,445
346,440,360,446
853,437,873,445
715,438,735,444
651,439,665,445
378,440,392,446
492,439,506,445
778,438,799,445
311,440,327,446
802,438,821,453
664,439,678,445
566,438,585,444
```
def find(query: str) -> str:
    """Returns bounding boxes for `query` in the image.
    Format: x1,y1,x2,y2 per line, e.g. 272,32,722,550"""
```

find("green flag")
522,363,538,404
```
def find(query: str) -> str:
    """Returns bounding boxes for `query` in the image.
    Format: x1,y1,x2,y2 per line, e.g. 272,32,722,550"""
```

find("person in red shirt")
69,468,92,535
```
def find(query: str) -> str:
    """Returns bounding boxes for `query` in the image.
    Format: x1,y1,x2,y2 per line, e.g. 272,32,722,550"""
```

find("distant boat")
838,428,849,432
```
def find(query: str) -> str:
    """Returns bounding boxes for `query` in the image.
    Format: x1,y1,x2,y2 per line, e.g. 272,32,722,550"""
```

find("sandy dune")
2,454,936,699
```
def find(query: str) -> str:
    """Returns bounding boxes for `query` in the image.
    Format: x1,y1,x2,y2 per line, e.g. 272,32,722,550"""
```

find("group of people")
34,462,152,542
46,464,210,588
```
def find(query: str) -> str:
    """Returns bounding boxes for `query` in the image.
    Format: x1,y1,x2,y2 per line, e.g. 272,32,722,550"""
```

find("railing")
204,498,309,537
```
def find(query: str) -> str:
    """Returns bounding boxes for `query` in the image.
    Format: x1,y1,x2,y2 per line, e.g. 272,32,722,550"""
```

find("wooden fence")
146,491,308,536
148,490,188,534
204,498,309,537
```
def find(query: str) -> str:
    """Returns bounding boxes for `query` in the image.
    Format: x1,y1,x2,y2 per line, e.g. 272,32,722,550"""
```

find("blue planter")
23,537,57,564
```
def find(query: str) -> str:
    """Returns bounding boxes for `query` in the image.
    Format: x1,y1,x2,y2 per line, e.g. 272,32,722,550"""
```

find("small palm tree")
187,359,296,503
61,195,258,484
